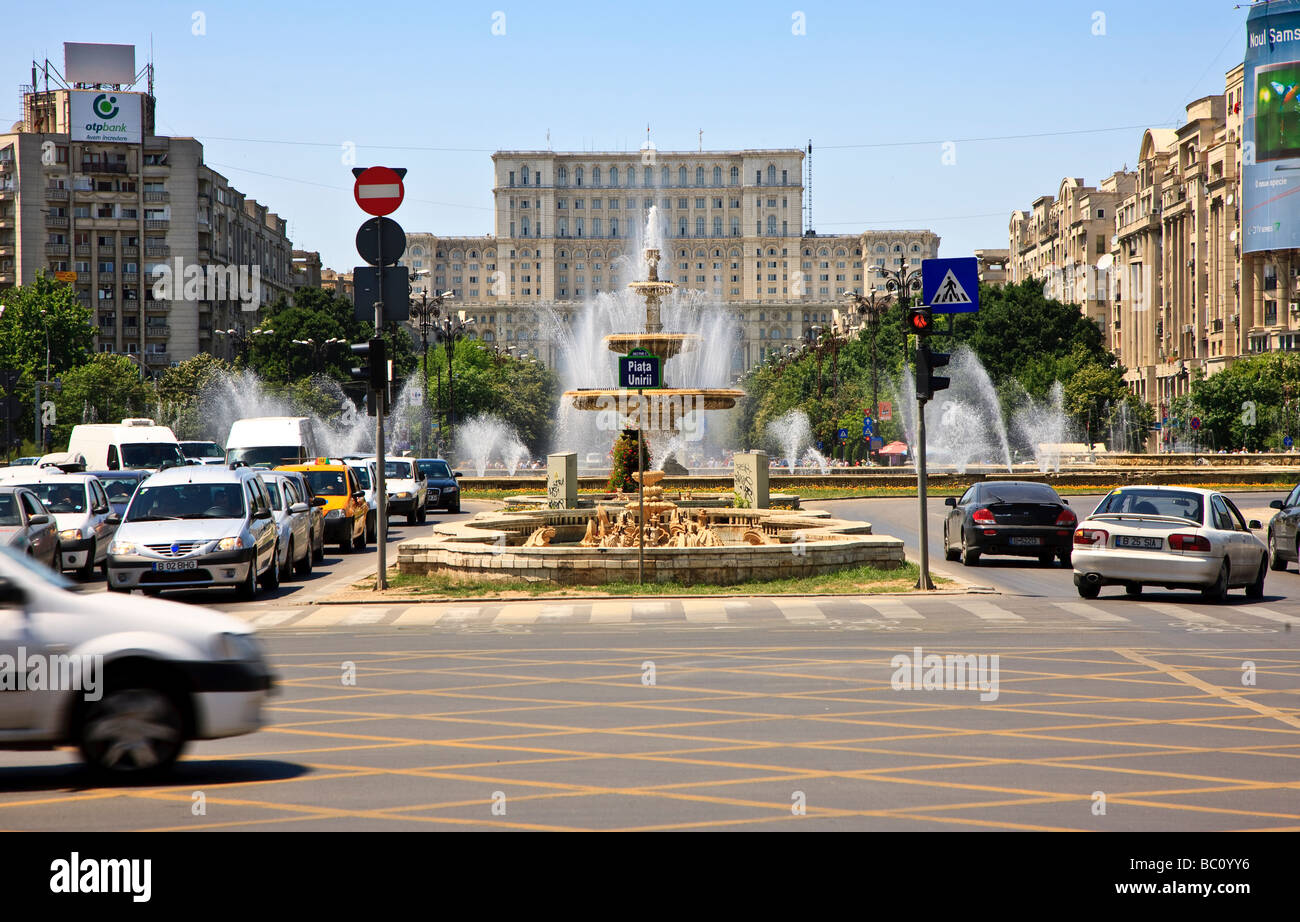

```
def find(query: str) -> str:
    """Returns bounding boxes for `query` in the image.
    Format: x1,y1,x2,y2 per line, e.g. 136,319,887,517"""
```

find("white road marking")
858,600,924,619
1141,602,1229,624
682,600,728,622
249,610,305,627
340,607,389,625
779,600,827,622
590,601,632,623
955,600,1025,621
494,604,541,625
1227,606,1300,626
1053,601,1129,622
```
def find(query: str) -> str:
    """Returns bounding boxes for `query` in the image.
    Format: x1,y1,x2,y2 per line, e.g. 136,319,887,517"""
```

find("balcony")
0,160,14,173
121,272,139,285
46,187,69,201
46,215,69,229
145,324,169,338
144,245,169,258
0,190,13,202
0,271,13,285
76,271,91,283
121,245,139,258
143,352,170,365
144,219,169,231
75,244,91,257
45,243,69,257
81,161,128,175
143,191,169,204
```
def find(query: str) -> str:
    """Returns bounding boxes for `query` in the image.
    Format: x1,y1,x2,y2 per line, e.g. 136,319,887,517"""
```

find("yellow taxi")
276,460,368,553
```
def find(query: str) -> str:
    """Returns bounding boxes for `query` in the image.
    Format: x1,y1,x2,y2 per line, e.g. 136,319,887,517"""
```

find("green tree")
1185,352,1300,451
424,340,559,453
155,354,234,439
51,354,154,447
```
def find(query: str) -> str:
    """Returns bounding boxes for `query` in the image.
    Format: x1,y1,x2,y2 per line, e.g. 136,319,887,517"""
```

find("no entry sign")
353,166,406,216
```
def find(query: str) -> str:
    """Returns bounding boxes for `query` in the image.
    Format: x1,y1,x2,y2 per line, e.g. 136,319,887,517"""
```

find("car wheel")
1124,583,1143,597
75,540,96,580
417,505,427,524
406,508,418,526
295,538,313,576
237,558,258,600
1077,581,1100,599
960,534,980,567
1269,532,1287,571
282,540,295,580
366,512,376,543
260,545,280,590
1038,551,1055,567
1202,561,1230,604
450,500,460,514
1247,556,1266,600
944,526,960,561
1058,549,1072,568
313,532,325,562
77,687,185,781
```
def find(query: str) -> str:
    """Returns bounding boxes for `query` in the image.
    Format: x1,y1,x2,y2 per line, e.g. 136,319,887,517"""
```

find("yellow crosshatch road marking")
4,639,1298,831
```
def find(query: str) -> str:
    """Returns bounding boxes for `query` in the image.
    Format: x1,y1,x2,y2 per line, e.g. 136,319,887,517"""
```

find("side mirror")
311,497,327,507
453,471,463,478
105,513,122,526
289,502,309,514
27,514,49,526
1062,499,1069,505
943,497,956,507
253,508,272,520
93,505,109,515
1270,499,1284,509
1249,519,1262,530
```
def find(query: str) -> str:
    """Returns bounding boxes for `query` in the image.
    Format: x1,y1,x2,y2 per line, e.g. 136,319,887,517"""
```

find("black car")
88,470,150,518
1266,482,1300,571
943,480,1076,567
417,458,462,513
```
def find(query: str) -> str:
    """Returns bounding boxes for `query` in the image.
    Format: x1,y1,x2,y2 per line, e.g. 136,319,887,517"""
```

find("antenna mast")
804,140,813,234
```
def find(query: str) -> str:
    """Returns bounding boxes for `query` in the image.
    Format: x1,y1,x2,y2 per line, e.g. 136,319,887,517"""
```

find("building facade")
0,74,297,369
401,149,938,372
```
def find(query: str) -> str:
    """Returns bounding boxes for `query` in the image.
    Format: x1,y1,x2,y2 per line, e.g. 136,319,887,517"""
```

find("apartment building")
400,149,939,372
0,68,296,369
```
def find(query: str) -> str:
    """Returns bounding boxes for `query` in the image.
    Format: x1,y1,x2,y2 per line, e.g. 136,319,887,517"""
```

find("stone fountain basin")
396,506,904,586
603,333,699,360
564,387,745,414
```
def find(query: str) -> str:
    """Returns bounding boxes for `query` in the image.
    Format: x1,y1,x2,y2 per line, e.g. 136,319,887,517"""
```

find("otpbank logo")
93,93,120,120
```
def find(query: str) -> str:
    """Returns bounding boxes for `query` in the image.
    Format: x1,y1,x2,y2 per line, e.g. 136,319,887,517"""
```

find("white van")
224,417,319,468
66,419,186,472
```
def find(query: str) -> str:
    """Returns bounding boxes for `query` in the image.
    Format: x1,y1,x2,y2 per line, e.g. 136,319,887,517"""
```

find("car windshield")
181,441,222,458
979,483,1060,504
350,466,372,489
97,476,142,504
384,461,414,479
126,483,247,521
305,470,349,496
418,460,451,478
23,482,89,514
121,442,186,469
227,446,302,467
264,482,283,511
1094,489,1204,524
0,494,21,526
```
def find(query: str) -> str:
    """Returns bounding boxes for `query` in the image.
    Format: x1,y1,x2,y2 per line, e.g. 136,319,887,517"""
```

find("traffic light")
915,342,951,402
350,339,389,415
906,306,933,336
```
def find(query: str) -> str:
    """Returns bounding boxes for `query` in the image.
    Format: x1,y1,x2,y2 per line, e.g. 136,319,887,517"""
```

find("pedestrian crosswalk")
227,594,1300,633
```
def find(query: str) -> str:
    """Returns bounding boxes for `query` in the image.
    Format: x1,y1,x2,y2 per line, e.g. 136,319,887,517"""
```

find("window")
713,166,722,185
767,165,776,185
730,166,739,185
609,166,618,187
679,166,687,185
696,166,704,186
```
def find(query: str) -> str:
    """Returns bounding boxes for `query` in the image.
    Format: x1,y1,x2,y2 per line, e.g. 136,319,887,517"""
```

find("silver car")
0,486,59,569
106,465,279,599
260,471,313,578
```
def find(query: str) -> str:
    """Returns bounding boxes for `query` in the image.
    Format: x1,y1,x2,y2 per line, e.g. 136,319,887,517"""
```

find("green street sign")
619,347,661,389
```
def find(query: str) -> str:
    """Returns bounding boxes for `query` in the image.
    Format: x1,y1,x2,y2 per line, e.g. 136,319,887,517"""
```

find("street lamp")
843,286,893,459
291,337,345,375
875,256,924,378
407,280,455,456
433,310,475,450
214,326,272,362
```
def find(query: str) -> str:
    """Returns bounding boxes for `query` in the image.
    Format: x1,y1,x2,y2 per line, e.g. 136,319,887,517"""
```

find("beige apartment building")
401,149,938,372
0,77,297,369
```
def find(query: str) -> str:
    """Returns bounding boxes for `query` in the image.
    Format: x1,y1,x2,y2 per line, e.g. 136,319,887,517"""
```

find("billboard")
1244,1,1300,252
69,91,141,144
64,43,135,85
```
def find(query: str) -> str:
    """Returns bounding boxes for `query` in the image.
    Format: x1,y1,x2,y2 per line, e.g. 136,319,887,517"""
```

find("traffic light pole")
374,234,388,591
914,378,935,591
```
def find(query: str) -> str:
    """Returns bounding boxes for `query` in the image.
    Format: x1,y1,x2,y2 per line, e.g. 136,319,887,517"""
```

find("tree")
424,340,559,453
155,354,233,440
1185,352,1300,451
51,354,154,447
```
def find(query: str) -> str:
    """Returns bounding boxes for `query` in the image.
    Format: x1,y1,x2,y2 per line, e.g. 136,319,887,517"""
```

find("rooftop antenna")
804,140,813,235
546,127,551,150
698,129,703,152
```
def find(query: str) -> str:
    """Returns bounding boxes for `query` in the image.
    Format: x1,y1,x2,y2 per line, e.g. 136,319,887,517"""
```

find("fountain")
1012,381,1071,473
456,413,528,476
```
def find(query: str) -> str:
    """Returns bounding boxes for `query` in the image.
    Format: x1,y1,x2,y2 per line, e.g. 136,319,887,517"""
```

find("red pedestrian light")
907,307,933,334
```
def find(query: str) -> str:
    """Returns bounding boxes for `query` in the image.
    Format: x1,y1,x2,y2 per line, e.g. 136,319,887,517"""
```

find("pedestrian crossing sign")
921,257,980,314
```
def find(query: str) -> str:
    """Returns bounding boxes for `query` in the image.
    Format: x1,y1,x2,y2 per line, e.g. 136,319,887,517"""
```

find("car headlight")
211,631,262,662
325,508,344,519
446,484,459,492
108,539,136,555
395,491,411,500
217,536,244,551
59,528,83,542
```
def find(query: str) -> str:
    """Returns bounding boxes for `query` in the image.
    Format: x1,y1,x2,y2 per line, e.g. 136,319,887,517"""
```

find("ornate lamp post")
432,310,474,450
875,256,924,379
290,337,345,375
214,326,272,363
407,283,455,457
843,286,892,443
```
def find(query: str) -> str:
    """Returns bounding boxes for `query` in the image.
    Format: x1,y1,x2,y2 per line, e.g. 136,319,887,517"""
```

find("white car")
258,471,314,578
0,545,274,779
1072,486,1268,602
1,470,119,579
364,457,427,525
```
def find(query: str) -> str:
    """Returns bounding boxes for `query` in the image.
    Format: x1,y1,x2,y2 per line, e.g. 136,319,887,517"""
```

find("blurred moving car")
417,458,461,514
179,441,226,465
0,485,58,568
943,481,1076,567
1072,486,1267,601
3,470,119,578
0,546,274,779
106,465,280,598
90,470,150,518
258,470,313,578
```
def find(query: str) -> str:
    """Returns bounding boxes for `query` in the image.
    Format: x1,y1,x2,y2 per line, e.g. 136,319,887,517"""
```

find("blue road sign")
837,428,849,441
1286,436,1295,449
870,436,884,450
921,257,980,314
816,440,824,451
618,347,661,389
863,416,873,437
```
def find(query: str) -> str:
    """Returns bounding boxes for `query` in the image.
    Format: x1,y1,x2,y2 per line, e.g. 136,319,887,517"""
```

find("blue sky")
5,0,1250,269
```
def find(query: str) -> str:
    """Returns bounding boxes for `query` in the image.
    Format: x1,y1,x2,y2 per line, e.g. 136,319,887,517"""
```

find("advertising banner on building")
1244,0,1300,253
69,91,141,144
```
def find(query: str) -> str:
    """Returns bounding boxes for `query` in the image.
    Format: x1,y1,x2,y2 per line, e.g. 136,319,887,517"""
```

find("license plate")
1116,535,1163,550
153,559,198,572
1009,536,1041,546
